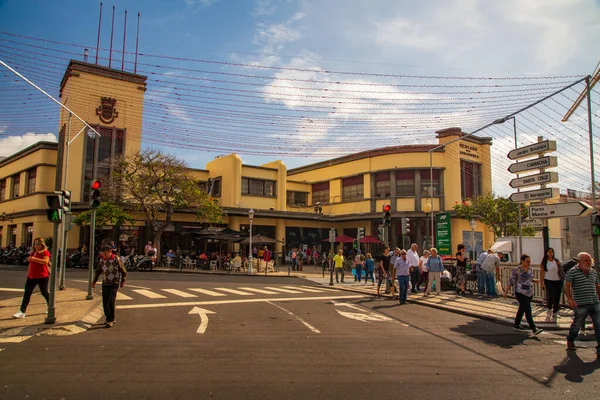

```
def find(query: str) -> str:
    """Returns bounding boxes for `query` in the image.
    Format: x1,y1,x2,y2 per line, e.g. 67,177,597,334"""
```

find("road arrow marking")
188,306,215,334
331,301,396,323
266,301,321,333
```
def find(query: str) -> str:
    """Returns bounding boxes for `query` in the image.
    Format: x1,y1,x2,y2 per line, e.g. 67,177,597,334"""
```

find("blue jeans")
477,267,486,295
398,275,410,304
365,270,374,283
567,303,600,353
355,266,363,282
482,270,497,296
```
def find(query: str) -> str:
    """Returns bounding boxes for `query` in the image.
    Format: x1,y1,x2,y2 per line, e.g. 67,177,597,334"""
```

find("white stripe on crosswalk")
302,285,338,292
214,288,254,296
264,286,303,294
0,287,23,292
188,288,228,297
117,292,133,300
238,287,278,294
132,289,167,299
282,286,325,293
161,289,198,298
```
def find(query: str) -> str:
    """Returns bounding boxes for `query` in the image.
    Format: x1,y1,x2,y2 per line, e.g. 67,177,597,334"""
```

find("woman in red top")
12,237,51,319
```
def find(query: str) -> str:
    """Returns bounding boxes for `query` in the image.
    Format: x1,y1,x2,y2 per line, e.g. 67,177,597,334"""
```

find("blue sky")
0,0,599,195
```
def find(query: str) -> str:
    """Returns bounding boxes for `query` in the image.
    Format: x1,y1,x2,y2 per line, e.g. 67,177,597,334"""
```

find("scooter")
134,253,154,271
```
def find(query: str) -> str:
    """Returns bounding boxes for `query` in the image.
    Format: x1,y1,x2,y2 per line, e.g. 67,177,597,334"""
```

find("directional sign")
508,156,558,174
188,306,215,334
509,187,560,203
528,202,592,219
509,172,559,189
522,219,544,229
507,140,557,160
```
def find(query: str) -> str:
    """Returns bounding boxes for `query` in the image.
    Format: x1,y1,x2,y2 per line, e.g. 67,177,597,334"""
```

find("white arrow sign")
528,202,592,219
509,172,559,189
188,306,215,334
507,140,557,160
509,187,560,203
508,156,558,174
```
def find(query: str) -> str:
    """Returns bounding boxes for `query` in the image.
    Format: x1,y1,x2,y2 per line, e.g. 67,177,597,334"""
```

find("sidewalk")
299,274,578,331
0,288,103,342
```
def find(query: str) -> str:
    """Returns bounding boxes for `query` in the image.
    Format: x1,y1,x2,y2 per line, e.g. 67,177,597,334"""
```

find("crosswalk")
116,285,333,301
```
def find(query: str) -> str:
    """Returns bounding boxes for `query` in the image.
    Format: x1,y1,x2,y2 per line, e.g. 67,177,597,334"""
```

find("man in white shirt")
406,243,420,293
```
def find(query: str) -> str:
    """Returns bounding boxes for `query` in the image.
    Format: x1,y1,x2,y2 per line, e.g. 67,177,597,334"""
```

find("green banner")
435,212,452,255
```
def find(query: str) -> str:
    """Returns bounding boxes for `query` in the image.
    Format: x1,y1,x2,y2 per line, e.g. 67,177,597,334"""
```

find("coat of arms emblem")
96,97,119,124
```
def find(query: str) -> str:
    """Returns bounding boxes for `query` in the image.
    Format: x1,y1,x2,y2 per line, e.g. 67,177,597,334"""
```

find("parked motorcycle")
134,253,154,271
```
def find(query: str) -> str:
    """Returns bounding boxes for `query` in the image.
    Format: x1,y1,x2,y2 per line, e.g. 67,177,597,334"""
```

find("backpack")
562,257,578,273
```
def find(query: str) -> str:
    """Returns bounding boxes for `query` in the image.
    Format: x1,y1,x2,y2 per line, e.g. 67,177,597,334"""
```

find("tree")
453,193,537,238
108,149,222,260
73,203,136,227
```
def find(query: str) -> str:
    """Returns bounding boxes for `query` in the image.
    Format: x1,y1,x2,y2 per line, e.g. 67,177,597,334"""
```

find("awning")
491,240,512,252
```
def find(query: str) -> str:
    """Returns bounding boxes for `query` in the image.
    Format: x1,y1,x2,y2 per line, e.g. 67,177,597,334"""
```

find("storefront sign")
459,143,479,159
435,212,452,255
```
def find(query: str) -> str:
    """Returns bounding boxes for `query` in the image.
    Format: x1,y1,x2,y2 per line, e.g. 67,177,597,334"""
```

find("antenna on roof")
134,12,140,74
121,9,127,71
95,2,103,64
109,5,115,68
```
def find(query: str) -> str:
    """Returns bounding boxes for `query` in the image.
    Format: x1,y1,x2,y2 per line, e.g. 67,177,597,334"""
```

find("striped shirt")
565,267,599,306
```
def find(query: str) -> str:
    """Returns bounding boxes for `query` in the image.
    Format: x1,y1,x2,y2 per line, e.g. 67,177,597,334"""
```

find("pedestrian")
425,248,444,296
333,249,345,283
476,250,490,295
418,250,430,292
389,248,400,298
354,250,365,283
504,254,543,335
539,247,564,323
455,244,468,296
364,253,375,286
375,246,392,298
12,237,51,319
291,248,297,271
480,249,501,297
395,250,411,305
407,243,420,293
92,243,127,328
563,252,600,357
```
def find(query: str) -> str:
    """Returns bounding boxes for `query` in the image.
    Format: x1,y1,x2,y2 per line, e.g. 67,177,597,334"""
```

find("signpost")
435,212,451,255
508,187,560,203
507,156,558,174
507,140,557,160
509,171,559,189
528,202,592,219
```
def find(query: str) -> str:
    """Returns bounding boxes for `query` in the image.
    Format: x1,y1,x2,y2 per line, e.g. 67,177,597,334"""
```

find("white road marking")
161,289,197,298
331,300,396,323
303,285,338,292
132,289,167,299
116,292,133,300
118,294,366,309
282,286,325,293
238,287,278,294
188,306,215,334
214,288,253,296
188,288,228,297
73,280,151,290
264,286,303,294
266,301,321,334
0,288,23,292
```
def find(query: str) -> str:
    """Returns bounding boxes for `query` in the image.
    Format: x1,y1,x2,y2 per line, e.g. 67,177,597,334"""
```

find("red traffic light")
382,204,391,212
91,180,102,190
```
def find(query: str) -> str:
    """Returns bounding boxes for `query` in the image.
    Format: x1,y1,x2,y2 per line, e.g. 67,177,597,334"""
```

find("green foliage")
45,236,53,249
74,203,136,227
453,193,537,238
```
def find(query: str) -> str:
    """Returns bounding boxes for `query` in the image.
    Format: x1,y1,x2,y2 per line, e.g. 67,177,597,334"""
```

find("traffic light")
401,217,411,235
592,212,600,237
376,225,384,241
382,204,391,226
62,190,71,213
353,239,358,249
90,180,102,209
357,227,365,241
46,191,66,222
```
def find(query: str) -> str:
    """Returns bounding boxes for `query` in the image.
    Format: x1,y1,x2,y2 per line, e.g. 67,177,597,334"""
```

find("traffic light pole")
58,113,71,290
86,209,97,300
44,221,60,324
585,76,599,269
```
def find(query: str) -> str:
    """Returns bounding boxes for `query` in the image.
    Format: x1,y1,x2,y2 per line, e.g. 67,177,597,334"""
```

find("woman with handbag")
504,254,543,335
12,237,51,319
539,247,563,322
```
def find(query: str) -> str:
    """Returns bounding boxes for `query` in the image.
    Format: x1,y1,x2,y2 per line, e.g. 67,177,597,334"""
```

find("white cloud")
0,133,57,157
184,0,221,9
252,0,292,17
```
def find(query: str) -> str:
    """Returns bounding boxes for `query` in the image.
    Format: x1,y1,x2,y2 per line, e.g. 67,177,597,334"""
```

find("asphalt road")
1,265,599,400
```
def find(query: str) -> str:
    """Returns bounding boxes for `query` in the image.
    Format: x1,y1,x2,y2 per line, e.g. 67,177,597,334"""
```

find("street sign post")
509,171,559,189
507,156,558,174
435,212,452,255
528,202,592,219
507,140,557,160
509,187,560,203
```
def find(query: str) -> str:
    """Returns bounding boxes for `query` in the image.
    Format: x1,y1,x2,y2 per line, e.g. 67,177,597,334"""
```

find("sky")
0,0,599,196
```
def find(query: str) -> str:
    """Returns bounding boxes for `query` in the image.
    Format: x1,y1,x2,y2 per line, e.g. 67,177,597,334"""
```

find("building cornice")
0,142,58,169
60,60,148,96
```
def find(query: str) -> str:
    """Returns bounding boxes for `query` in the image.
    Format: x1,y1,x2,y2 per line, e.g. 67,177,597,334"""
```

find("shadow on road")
449,319,541,349
553,351,600,383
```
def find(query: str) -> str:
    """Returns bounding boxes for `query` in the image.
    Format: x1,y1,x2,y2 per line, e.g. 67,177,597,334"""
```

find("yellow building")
0,59,494,259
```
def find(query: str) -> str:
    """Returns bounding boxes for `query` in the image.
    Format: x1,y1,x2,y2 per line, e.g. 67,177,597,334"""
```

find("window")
396,170,415,196
420,169,440,196
8,225,17,246
374,171,390,198
26,168,36,195
287,191,308,206
23,223,33,248
461,160,482,200
241,178,276,197
0,179,6,201
197,181,208,193
211,178,221,198
312,182,330,204
342,175,364,202
11,174,20,198
83,126,126,201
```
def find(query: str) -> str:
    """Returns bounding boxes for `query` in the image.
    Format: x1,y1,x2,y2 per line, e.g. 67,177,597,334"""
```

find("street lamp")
423,202,432,250
469,218,477,260
248,209,254,274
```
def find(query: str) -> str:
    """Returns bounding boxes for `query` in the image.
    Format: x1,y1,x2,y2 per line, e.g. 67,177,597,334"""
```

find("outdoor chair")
209,260,217,271
231,259,242,272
